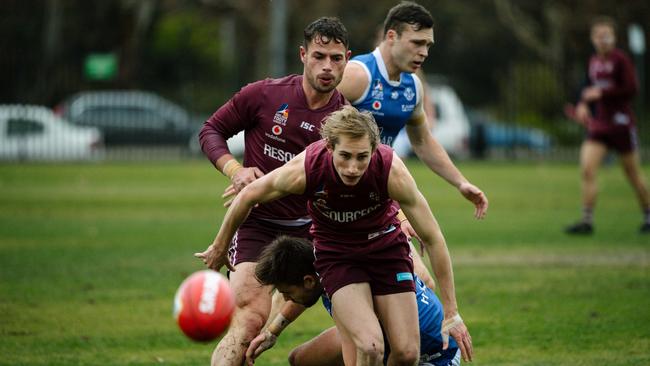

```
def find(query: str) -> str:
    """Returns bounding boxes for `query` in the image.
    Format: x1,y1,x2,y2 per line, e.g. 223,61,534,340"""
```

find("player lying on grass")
245,235,462,366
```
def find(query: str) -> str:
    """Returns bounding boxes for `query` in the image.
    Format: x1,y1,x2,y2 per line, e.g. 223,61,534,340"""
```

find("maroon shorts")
587,126,638,154
228,218,311,265
314,235,414,298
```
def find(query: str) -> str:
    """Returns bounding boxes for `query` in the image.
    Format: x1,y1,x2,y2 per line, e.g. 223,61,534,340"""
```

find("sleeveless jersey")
203,75,346,223
303,140,400,251
350,48,422,147
320,275,459,366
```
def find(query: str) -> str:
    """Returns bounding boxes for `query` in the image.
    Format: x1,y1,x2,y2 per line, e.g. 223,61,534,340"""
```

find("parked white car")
0,105,103,161
392,83,470,158
188,129,245,157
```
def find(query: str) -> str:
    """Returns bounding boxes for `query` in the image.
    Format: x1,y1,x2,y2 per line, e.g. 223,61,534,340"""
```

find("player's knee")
389,343,420,365
356,337,385,361
231,307,267,341
581,167,596,181
242,312,267,339
287,347,302,366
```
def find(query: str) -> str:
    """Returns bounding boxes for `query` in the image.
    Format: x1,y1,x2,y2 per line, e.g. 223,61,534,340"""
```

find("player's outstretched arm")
405,110,488,219
387,153,473,362
195,153,307,272
387,153,456,314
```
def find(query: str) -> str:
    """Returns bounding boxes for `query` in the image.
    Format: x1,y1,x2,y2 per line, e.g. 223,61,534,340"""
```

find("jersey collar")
373,48,402,87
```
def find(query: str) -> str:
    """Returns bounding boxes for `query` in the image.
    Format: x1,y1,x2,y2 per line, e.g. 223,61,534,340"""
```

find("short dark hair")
304,17,350,50
383,1,434,36
255,236,316,286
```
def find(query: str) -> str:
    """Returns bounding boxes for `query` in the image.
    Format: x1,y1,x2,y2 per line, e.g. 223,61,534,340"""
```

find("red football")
173,270,235,342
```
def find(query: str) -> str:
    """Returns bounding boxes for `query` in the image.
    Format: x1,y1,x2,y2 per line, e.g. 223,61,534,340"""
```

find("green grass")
0,160,648,365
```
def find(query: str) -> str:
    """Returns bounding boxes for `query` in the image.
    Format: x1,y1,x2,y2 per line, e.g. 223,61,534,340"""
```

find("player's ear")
326,141,335,152
386,29,397,43
300,46,307,63
346,49,352,61
303,275,317,289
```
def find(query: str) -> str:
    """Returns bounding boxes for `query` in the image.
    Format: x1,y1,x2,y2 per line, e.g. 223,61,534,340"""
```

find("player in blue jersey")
244,236,463,366
337,2,488,225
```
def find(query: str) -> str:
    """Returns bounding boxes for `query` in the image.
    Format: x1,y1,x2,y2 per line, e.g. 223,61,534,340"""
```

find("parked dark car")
55,90,197,146
467,110,552,158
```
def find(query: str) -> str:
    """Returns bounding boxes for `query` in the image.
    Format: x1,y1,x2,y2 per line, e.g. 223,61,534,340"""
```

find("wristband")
267,314,290,336
222,159,243,179
445,314,463,325
442,314,464,332
441,314,464,344
264,329,278,342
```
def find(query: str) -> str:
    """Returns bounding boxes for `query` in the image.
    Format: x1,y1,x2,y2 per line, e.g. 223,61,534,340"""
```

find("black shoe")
640,222,650,234
565,221,593,235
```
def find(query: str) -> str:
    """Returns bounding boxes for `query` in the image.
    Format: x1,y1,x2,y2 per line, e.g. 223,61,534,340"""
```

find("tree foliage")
2,0,649,125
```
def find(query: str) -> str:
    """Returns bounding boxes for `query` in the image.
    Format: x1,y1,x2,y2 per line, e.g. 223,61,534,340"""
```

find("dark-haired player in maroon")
197,106,473,365
564,16,650,234
194,17,350,365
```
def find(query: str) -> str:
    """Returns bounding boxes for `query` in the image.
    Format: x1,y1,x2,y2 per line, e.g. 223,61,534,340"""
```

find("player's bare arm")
405,108,488,219
195,153,307,272
387,153,473,362
387,153,456,313
336,62,369,103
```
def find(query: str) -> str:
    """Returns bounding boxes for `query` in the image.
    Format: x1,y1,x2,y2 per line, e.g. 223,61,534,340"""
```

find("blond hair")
320,105,381,151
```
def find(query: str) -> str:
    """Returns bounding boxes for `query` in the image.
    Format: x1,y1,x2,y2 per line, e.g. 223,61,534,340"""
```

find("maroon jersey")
587,48,638,132
303,140,401,251
200,75,346,223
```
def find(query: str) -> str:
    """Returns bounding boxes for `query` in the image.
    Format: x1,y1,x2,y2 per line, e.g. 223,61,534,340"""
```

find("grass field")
0,160,648,365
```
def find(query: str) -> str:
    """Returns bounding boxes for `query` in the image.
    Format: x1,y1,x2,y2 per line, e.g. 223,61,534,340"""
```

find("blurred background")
1,0,649,162
2,2,649,364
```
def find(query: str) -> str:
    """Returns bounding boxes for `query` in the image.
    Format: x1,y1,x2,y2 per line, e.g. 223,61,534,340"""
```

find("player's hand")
458,182,488,219
245,329,278,365
222,184,261,209
231,167,265,193
442,314,473,362
581,86,602,102
222,184,237,208
574,103,592,126
564,103,581,126
194,243,235,272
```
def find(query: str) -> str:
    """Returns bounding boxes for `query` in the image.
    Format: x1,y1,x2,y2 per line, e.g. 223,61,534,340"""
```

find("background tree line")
2,0,649,145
